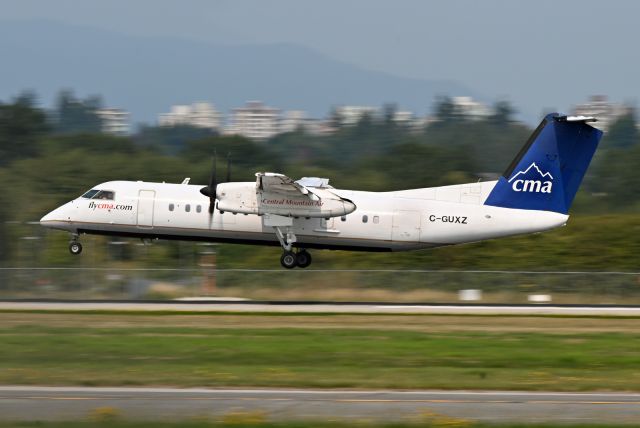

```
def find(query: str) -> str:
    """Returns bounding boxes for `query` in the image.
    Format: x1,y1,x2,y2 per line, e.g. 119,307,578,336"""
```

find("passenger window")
373,216,380,224
185,204,191,213
362,215,368,223
169,203,174,211
196,205,202,213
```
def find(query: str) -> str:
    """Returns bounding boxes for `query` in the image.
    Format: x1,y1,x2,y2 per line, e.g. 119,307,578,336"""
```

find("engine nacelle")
215,182,356,218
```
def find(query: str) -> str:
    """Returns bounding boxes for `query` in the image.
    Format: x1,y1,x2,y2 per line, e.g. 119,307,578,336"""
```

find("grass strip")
1,313,639,391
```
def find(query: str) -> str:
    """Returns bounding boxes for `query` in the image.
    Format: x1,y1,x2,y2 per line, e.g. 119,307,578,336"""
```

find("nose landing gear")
69,241,82,255
69,234,82,255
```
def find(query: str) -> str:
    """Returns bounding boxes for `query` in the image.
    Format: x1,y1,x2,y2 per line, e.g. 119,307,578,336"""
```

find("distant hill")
0,20,478,124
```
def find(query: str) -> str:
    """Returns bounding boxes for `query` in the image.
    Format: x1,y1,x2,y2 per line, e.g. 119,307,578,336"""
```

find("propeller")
199,151,217,221
200,151,232,224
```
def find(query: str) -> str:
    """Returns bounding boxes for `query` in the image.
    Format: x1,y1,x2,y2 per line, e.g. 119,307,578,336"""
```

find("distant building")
451,96,492,121
572,95,631,132
390,110,431,134
392,110,414,124
158,102,222,131
96,108,130,136
306,119,336,136
335,105,379,126
227,101,281,140
280,110,309,134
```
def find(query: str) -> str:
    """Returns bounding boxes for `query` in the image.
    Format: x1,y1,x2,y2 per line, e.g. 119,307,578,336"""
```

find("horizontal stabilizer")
556,115,597,123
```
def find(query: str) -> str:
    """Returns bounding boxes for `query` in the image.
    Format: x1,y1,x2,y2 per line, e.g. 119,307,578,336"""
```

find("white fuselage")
40,180,569,252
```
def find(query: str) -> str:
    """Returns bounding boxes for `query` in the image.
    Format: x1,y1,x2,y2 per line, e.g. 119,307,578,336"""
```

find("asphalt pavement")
2,300,640,315
0,386,639,423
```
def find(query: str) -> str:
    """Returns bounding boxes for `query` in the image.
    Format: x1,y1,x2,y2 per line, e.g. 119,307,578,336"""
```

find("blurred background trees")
0,91,638,268
53,90,103,134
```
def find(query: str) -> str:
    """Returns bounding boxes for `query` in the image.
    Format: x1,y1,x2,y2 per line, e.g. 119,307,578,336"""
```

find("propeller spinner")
199,152,232,220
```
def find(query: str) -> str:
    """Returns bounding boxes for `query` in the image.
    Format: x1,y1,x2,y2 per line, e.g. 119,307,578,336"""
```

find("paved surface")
0,386,639,423
1,300,640,315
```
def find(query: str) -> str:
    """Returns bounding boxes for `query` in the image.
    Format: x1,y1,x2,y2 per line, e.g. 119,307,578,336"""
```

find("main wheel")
280,251,298,269
69,242,83,255
296,250,312,268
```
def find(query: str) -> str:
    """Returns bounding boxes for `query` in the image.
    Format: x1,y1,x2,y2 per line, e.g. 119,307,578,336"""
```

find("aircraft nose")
39,211,53,224
40,205,72,230
40,207,61,224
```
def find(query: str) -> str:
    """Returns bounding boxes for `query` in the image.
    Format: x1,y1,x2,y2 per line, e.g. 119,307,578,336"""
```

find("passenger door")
137,190,155,228
392,210,421,242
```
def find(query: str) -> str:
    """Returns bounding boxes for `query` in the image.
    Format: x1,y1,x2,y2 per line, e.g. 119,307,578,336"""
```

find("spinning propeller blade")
199,151,232,224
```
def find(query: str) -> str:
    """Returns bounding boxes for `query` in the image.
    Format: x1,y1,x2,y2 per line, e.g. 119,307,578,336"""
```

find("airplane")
40,113,602,269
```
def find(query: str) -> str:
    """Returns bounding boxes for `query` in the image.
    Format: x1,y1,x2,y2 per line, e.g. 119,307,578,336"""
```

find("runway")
0,386,639,423
1,299,640,316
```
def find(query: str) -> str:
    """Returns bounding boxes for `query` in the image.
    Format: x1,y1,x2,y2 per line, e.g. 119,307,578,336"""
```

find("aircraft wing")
256,172,320,200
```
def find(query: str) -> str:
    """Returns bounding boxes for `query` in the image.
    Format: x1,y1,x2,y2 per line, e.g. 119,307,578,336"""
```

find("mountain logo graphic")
508,162,553,194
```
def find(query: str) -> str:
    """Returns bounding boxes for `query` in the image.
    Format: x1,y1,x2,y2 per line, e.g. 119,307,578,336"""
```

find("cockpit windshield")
81,189,100,199
80,189,115,200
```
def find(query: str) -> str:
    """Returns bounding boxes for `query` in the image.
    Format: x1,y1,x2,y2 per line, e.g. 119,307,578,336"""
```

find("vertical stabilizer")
484,113,602,214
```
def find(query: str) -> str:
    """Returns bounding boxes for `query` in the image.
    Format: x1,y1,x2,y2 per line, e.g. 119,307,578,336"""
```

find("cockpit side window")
81,189,115,200
93,190,115,200
81,189,100,199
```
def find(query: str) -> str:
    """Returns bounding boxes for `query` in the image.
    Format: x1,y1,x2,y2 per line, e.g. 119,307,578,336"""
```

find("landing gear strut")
274,225,312,269
69,234,82,255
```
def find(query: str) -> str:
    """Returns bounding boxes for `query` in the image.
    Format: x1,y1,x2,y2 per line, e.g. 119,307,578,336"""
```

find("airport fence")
0,267,639,304
2,224,639,304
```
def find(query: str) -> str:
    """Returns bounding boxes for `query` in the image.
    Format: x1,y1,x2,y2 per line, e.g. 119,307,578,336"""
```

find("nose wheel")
69,241,83,255
68,234,82,255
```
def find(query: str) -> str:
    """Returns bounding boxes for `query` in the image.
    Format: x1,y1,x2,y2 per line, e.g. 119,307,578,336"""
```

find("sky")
2,0,639,118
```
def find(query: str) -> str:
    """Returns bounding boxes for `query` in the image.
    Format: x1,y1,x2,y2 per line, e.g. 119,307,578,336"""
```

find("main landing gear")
69,234,82,255
280,249,312,269
274,225,312,269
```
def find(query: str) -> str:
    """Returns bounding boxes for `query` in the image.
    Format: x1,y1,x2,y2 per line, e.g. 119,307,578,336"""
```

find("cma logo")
508,162,553,194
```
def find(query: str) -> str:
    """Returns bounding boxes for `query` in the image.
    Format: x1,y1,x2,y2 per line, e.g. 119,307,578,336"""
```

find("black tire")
280,251,298,269
69,242,83,255
296,250,312,268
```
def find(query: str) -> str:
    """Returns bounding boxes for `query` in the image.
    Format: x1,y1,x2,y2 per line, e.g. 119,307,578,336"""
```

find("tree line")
0,90,638,266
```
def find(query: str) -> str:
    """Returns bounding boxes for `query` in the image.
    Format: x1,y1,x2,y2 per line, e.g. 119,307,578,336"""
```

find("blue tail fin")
484,113,603,214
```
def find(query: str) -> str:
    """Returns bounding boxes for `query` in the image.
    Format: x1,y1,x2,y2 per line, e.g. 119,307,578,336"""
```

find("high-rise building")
227,101,281,140
96,108,130,136
158,102,222,131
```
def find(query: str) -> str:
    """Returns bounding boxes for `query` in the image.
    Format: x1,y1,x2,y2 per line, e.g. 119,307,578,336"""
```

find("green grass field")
1,312,639,391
